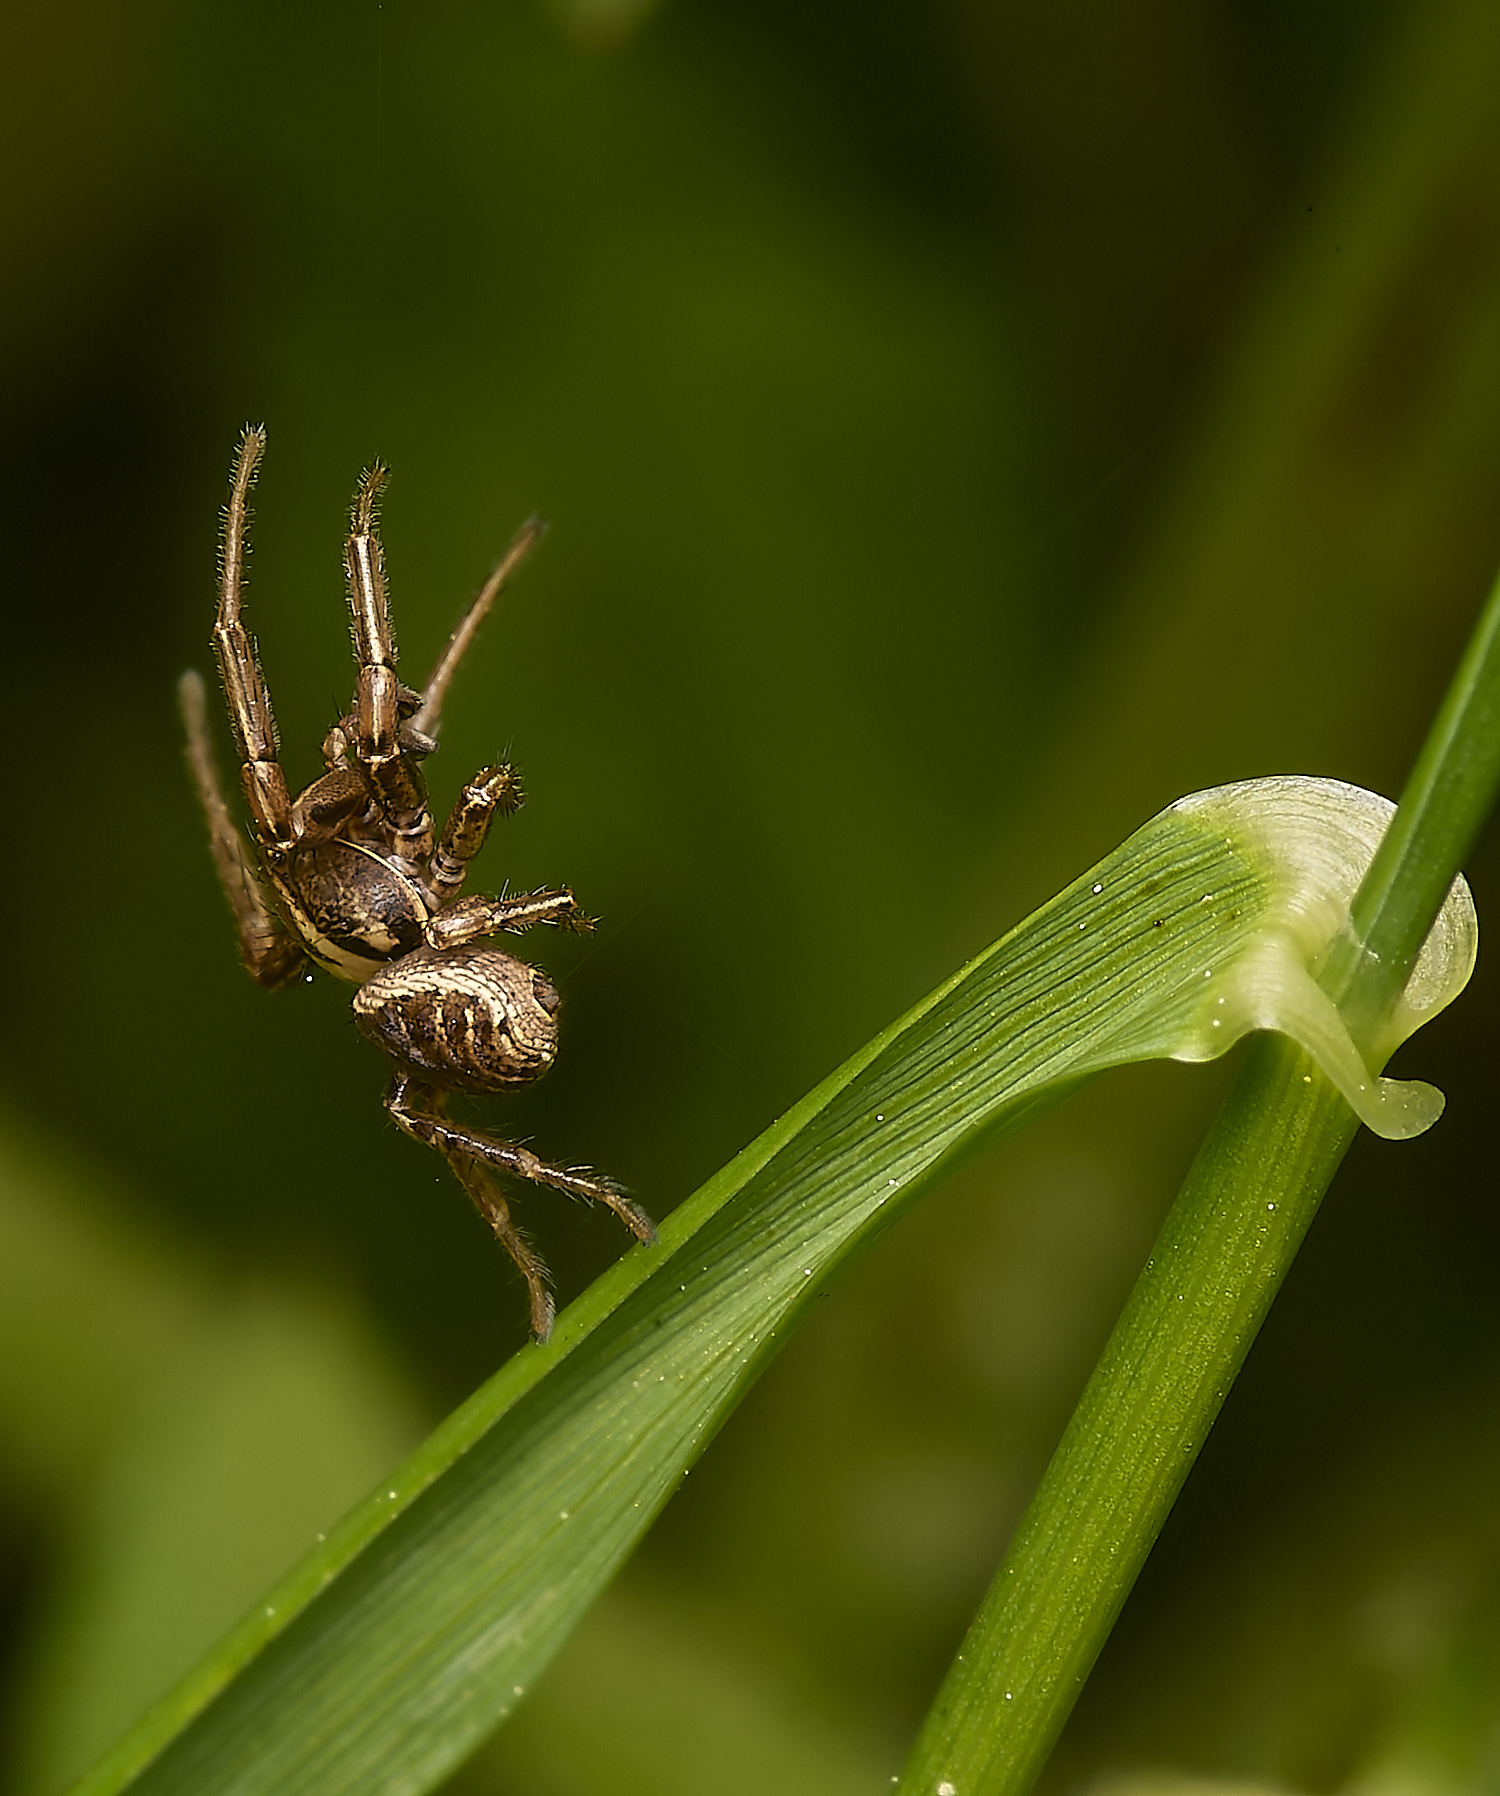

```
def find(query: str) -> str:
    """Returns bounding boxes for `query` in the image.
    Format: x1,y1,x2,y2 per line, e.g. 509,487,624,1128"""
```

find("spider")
180,426,654,1340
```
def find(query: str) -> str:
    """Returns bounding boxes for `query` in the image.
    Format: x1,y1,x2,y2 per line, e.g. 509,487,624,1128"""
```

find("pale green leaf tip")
1161,777,1476,1140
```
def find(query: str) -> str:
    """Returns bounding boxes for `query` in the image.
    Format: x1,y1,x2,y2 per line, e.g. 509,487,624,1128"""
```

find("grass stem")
899,564,1500,1796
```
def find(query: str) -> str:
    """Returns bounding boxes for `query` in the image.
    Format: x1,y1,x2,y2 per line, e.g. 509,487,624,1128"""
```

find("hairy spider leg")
446,1154,557,1340
412,516,546,742
212,425,295,857
384,1073,657,1246
425,885,594,949
427,764,525,905
179,669,306,988
343,464,436,866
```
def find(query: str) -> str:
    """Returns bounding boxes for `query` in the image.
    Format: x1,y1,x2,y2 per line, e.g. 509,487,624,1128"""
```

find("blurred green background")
5,0,1500,1790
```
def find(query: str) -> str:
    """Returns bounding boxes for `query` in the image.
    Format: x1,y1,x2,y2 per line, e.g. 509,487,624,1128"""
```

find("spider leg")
212,426,294,855
178,669,305,988
385,1074,656,1246
446,1153,556,1340
411,517,545,742
425,885,595,950
427,764,524,905
343,464,435,866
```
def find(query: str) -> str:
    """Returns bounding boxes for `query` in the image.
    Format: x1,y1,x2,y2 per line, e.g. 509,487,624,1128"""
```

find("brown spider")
180,427,654,1340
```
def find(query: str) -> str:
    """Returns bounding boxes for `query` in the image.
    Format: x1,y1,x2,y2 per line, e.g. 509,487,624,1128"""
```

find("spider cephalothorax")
181,427,653,1338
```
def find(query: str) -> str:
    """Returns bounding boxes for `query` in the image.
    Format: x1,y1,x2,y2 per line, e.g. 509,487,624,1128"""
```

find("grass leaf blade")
81,779,1474,1796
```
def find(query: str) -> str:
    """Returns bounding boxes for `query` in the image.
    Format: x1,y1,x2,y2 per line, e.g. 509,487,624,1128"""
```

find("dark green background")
5,1,1500,1790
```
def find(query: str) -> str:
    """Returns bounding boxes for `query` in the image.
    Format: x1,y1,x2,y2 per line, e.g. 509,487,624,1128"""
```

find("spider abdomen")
352,944,561,1095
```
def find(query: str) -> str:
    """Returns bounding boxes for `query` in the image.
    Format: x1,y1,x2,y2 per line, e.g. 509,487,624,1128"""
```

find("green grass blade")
78,780,1475,1796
